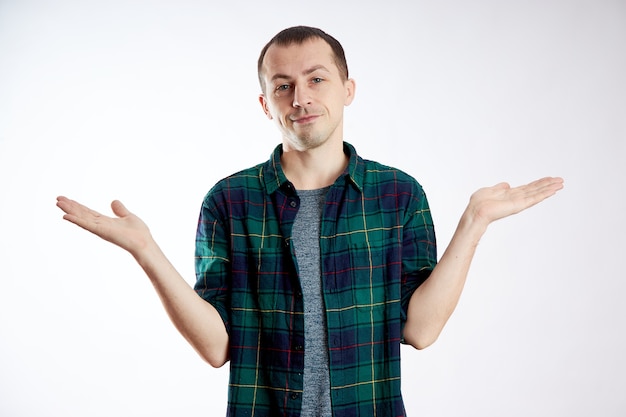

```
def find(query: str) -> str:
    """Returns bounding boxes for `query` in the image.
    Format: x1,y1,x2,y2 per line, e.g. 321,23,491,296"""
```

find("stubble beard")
286,130,327,151
284,114,341,152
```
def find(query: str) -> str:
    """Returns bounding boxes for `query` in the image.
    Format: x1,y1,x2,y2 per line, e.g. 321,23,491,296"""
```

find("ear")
344,78,356,106
258,94,273,120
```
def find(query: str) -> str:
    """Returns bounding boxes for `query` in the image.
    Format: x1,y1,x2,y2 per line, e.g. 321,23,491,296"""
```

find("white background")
1,1,625,416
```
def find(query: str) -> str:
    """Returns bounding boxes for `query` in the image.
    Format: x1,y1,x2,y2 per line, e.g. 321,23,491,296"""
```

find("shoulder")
202,162,266,206
354,157,432,218
360,158,425,193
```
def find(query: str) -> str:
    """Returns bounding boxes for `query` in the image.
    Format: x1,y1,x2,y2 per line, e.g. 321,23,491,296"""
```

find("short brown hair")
257,26,349,93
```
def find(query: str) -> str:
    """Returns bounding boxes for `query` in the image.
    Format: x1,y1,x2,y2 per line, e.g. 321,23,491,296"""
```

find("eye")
311,77,323,84
276,84,291,91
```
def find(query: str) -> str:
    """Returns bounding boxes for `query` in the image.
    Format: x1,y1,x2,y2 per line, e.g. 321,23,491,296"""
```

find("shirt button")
294,345,303,351
289,200,297,208
290,392,299,400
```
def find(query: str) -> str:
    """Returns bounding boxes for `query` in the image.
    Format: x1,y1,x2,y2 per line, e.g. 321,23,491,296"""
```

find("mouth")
291,114,320,124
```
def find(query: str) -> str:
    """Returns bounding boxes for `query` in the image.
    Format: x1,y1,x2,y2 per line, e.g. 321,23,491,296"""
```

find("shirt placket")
319,180,352,410
274,183,306,413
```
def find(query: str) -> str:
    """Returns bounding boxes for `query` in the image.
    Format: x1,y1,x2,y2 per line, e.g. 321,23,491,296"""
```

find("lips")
295,116,317,123
291,114,319,124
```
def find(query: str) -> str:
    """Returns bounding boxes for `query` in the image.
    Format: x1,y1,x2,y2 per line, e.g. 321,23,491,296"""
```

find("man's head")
257,26,349,94
256,27,356,153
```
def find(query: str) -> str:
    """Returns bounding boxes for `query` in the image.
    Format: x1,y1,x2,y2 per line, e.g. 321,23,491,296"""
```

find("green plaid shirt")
195,142,437,417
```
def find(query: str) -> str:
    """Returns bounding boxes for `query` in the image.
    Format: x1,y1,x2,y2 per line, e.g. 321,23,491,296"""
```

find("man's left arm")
403,177,564,349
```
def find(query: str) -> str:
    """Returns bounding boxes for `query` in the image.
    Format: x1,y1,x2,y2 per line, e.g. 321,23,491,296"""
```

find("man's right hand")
56,195,230,367
56,196,152,256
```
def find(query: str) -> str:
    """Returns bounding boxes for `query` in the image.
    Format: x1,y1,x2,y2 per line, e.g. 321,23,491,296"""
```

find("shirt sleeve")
400,183,437,337
194,190,232,334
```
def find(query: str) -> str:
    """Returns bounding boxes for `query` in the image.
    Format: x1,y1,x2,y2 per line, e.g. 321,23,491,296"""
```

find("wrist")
456,207,489,244
131,236,161,267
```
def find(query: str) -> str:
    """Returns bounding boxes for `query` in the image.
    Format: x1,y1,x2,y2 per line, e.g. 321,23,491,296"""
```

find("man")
57,26,563,417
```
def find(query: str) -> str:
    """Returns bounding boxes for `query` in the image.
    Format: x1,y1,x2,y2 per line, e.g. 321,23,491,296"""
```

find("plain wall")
1,0,625,416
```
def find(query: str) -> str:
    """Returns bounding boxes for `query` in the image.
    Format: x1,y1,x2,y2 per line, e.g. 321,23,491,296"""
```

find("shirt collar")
262,142,364,195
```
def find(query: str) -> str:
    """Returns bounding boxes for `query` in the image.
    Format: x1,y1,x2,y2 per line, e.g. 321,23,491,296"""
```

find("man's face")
259,38,355,152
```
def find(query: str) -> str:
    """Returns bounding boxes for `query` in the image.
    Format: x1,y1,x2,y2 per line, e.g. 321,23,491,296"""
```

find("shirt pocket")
349,240,389,305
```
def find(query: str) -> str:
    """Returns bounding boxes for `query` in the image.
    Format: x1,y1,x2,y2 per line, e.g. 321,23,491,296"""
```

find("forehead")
261,38,338,80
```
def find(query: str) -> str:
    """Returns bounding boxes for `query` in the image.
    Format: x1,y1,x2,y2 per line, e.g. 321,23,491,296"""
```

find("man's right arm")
56,197,229,367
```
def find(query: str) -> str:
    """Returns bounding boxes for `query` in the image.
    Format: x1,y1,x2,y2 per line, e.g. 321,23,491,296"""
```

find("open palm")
56,196,152,255
468,176,564,227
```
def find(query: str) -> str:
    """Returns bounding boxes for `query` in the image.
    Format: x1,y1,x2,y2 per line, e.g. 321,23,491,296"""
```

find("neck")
281,139,348,190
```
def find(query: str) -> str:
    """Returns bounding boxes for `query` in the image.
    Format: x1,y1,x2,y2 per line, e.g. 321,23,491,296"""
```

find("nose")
292,84,312,108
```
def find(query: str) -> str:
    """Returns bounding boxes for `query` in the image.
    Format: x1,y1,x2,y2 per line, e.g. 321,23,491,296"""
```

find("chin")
286,135,328,152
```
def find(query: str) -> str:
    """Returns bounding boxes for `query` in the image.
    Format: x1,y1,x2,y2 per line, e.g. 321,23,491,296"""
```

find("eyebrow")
270,65,331,82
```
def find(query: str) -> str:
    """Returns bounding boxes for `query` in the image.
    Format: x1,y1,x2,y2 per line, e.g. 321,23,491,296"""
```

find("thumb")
111,200,130,218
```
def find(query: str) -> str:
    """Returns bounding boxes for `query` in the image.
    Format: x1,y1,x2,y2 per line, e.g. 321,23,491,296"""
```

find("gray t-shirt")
292,187,332,417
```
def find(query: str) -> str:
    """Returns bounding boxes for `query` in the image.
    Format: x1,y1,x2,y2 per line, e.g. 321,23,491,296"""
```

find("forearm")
133,240,229,367
55,197,229,365
403,177,564,348
403,209,487,349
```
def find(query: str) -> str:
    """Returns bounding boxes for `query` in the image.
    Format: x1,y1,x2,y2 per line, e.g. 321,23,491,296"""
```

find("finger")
56,195,72,213
515,178,564,209
67,199,100,218
512,177,563,196
56,196,88,216
56,196,105,231
527,177,564,198
529,176,564,190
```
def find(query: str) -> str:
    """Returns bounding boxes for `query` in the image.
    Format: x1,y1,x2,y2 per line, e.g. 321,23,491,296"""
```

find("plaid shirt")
195,142,437,417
